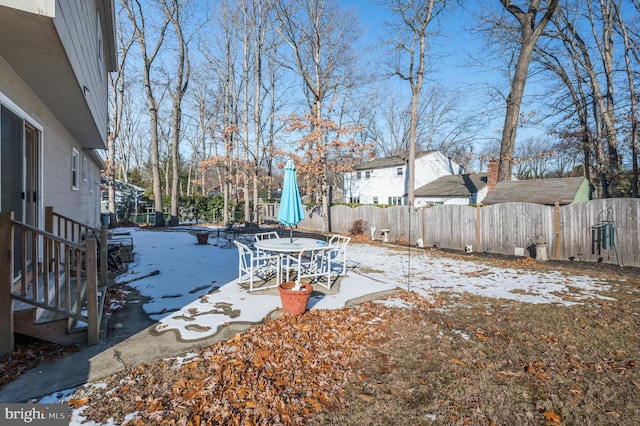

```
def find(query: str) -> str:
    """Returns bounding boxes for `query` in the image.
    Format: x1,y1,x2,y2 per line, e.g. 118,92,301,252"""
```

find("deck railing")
0,211,100,356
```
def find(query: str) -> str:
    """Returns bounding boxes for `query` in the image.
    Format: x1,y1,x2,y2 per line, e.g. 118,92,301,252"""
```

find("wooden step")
14,308,86,346
13,284,107,346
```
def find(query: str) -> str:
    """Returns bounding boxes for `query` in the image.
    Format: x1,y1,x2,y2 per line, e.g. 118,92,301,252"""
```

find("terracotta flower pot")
196,233,209,244
278,282,312,315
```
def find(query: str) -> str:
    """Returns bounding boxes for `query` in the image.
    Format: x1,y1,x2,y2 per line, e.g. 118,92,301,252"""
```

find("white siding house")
343,151,463,205
0,0,116,229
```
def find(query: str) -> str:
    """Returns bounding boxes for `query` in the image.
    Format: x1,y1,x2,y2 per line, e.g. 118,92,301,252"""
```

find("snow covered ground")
37,226,612,425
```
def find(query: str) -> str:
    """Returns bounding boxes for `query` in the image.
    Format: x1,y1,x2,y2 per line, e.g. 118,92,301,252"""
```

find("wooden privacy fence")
294,199,640,268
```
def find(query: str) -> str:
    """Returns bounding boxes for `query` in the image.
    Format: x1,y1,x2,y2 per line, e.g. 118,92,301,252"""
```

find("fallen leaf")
475,331,490,340
68,397,88,409
544,411,561,424
536,371,550,381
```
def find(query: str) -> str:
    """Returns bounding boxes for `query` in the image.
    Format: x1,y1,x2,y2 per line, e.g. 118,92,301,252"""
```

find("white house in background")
414,173,488,206
0,0,116,230
343,151,463,205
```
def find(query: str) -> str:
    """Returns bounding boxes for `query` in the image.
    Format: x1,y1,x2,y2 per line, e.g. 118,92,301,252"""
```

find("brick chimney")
487,161,498,192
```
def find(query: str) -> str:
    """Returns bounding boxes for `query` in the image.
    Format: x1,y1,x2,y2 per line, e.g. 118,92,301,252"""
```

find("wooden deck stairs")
0,209,111,355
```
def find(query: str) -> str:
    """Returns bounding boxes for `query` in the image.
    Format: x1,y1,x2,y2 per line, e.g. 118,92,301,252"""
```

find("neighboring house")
0,0,117,230
101,179,146,219
343,151,463,205
414,173,488,206
482,177,591,205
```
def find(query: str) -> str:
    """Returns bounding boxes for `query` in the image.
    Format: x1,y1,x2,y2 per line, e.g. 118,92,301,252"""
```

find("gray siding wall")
54,0,108,145
0,58,102,227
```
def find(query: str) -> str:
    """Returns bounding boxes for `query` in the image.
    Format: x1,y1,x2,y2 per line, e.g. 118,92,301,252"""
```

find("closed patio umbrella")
277,159,305,242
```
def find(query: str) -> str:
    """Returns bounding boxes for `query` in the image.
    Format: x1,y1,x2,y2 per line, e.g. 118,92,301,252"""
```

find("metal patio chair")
327,234,351,276
233,240,281,292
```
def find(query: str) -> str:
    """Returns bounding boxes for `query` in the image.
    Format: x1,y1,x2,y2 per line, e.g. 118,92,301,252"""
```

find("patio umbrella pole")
277,158,304,246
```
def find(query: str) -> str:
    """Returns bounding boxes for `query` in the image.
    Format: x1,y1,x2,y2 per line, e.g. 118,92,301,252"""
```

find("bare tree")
107,6,135,225
383,0,448,206
275,0,361,232
496,0,559,182
189,66,218,197
534,1,632,198
161,0,192,226
614,1,639,197
123,0,170,226
250,0,280,224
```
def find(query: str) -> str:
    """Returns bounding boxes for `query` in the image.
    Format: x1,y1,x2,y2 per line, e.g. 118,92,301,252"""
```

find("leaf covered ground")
4,252,640,425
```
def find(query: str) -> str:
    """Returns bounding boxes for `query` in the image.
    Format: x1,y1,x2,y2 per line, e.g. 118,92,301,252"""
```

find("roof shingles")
415,173,487,197
482,177,587,205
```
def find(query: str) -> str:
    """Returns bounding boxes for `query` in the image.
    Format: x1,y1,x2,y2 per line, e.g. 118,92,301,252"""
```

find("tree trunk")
497,43,533,182
497,0,559,182
107,132,117,225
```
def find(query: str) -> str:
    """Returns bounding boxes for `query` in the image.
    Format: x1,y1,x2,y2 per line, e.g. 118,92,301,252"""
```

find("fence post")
476,206,481,252
554,202,561,260
421,207,425,244
100,225,108,287
0,212,15,356
85,237,99,345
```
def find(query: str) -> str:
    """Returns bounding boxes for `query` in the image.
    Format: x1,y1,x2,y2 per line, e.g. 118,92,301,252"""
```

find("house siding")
54,0,108,146
344,152,463,205
573,179,591,203
0,57,102,227
0,0,56,17
416,196,469,206
344,165,407,204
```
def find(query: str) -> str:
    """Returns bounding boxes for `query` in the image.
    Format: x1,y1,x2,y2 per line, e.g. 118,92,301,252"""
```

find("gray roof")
352,156,405,171
415,173,487,197
482,177,587,205
352,150,439,171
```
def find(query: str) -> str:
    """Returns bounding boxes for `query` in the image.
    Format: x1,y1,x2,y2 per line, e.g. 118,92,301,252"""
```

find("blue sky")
338,1,517,160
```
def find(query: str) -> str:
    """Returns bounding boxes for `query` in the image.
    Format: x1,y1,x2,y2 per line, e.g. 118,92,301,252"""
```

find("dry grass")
312,279,640,425
4,251,640,425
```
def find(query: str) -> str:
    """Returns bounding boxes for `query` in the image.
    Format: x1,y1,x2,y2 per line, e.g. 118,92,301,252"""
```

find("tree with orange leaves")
282,112,372,230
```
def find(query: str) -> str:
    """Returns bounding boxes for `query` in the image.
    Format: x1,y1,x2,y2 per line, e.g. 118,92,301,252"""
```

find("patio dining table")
253,237,327,254
254,237,329,285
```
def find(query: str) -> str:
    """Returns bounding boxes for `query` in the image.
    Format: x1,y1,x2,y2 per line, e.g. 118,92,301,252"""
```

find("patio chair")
254,231,280,241
328,234,351,275
233,241,281,292
283,246,332,290
254,231,280,256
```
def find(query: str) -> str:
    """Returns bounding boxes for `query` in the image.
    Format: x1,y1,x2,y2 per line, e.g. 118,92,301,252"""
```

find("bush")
349,219,367,236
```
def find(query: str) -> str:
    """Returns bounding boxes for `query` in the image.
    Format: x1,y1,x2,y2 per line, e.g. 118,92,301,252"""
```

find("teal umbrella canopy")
277,159,305,240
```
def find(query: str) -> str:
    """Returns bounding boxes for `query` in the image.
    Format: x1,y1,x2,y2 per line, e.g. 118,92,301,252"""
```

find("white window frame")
71,148,79,190
82,156,88,183
89,163,93,193
396,167,403,176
